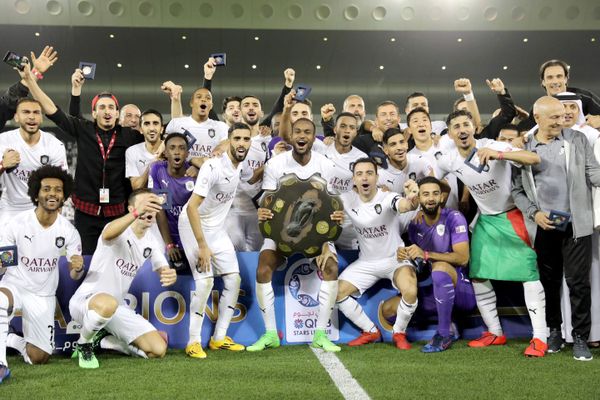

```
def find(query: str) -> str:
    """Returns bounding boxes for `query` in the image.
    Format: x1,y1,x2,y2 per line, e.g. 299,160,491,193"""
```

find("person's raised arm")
262,68,295,127
17,63,57,115
454,78,482,133
102,194,162,242
278,90,296,142
320,103,336,137
477,146,540,166
479,78,517,140
202,57,219,121
161,81,183,120
69,68,84,118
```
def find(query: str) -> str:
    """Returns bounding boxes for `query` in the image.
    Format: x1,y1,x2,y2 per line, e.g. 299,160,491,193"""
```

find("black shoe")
573,334,593,361
547,329,564,353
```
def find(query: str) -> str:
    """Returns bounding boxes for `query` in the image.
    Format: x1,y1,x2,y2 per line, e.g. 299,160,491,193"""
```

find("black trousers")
75,210,120,255
534,224,592,339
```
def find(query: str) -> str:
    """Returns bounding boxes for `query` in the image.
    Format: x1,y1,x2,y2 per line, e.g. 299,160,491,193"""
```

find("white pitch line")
311,348,371,400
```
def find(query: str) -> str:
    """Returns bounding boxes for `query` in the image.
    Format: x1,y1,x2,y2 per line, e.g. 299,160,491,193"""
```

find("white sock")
393,298,417,333
79,309,111,344
99,335,149,359
213,273,241,341
523,280,547,342
6,333,32,364
472,280,503,336
316,280,339,330
188,278,214,345
0,292,9,367
256,281,277,331
336,296,377,333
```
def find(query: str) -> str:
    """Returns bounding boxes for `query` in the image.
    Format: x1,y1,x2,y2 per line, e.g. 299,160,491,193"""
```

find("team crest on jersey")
374,204,382,214
349,162,355,172
208,128,215,138
436,224,446,236
409,172,417,181
40,155,50,165
434,151,443,160
185,181,195,191
261,142,268,152
143,247,152,258
55,236,65,248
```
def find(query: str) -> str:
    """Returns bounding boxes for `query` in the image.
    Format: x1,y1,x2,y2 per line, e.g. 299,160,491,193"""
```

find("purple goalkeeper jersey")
148,160,195,247
408,208,469,257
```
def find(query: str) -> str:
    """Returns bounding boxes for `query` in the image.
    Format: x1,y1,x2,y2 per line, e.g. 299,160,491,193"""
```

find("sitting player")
69,189,177,369
335,158,420,350
0,166,82,383
382,177,476,352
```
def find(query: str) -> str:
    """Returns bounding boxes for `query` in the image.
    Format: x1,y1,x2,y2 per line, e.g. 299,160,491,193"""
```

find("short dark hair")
190,87,212,103
241,95,261,105
499,123,519,132
335,112,358,124
27,165,74,206
446,109,473,126
383,128,404,144
228,122,251,136
417,176,442,188
164,132,188,147
16,97,42,110
128,188,152,206
405,92,427,108
222,96,242,113
352,157,378,174
376,101,400,116
539,59,569,81
141,108,163,125
406,107,431,126
291,117,316,133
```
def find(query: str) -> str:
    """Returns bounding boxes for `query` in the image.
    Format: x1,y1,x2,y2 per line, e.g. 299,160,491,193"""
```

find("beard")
422,203,440,216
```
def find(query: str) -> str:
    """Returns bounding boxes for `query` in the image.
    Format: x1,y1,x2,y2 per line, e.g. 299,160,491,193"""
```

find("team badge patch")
261,142,268,152
55,237,65,248
40,155,50,165
143,247,152,258
374,204,382,214
436,224,446,236
185,180,195,191
409,172,417,181
208,128,215,138
349,162,355,172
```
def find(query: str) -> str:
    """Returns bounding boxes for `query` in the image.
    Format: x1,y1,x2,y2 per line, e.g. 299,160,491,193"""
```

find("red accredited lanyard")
96,130,117,188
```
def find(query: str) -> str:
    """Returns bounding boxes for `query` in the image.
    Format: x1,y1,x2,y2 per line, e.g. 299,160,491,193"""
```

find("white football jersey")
313,140,367,193
262,150,338,192
0,209,81,296
435,138,519,215
341,189,413,261
183,153,248,231
165,116,228,158
231,134,271,213
377,154,433,194
125,142,156,178
0,129,67,212
409,144,459,210
73,226,167,303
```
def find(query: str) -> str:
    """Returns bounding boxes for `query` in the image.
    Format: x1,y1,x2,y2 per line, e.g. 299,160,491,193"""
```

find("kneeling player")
382,177,475,353
69,189,177,369
0,166,82,383
335,158,420,350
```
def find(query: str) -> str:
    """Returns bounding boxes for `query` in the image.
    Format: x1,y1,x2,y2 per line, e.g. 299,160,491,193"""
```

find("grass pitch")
1,340,599,399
